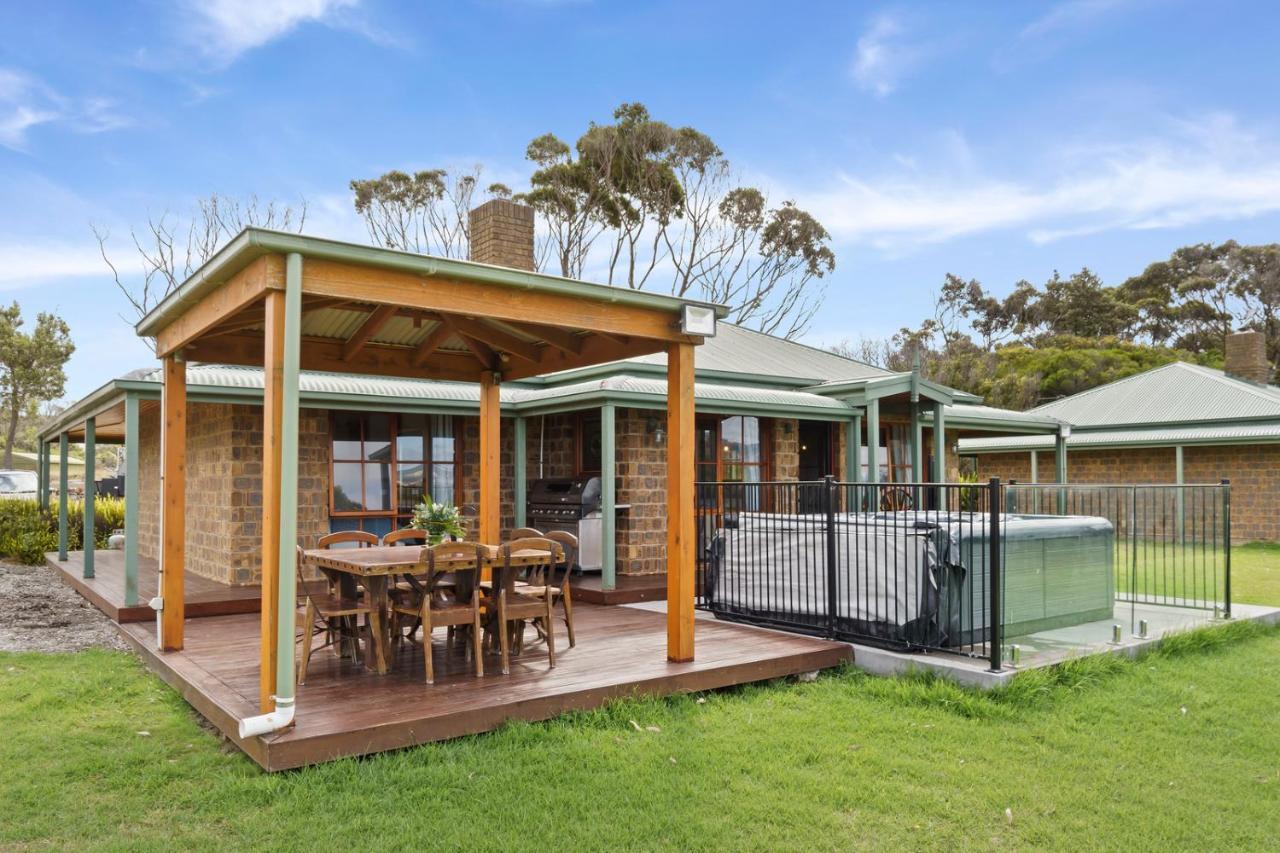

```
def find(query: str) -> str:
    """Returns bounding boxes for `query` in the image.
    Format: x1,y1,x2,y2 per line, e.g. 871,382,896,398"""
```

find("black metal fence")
1005,482,1232,627
696,478,1006,669
696,477,1234,666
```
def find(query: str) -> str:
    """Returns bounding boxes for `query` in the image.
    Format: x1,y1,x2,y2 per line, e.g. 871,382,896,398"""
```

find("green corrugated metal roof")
930,403,1062,432
961,421,1280,453
606,324,892,384
1031,362,1280,427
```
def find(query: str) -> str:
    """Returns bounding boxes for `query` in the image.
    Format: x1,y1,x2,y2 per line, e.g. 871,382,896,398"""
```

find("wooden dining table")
300,544,563,675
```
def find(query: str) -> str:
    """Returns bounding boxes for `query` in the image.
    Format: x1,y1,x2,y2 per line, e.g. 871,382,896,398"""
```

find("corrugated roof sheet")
960,422,1280,453
129,364,850,411
1031,362,1280,426
616,324,892,383
938,403,1062,427
514,374,850,410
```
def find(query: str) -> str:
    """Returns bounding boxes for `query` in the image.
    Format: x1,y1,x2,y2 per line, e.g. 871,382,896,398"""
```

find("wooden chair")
318,530,379,549
382,528,428,547
391,542,486,683
510,526,543,539
487,537,559,674
295,546,377,685
518,530,578,648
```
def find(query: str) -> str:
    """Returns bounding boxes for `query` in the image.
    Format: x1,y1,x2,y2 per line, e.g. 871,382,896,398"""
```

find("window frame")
328,412,463,529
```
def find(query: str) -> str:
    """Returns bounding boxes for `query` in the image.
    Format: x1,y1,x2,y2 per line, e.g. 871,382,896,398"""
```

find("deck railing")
1005,481,1232,628
696,477,1007,669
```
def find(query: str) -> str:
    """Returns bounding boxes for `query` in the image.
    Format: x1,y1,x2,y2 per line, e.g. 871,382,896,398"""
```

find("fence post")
824,475,838,638
1221,479,1232,619
988,477,1003,672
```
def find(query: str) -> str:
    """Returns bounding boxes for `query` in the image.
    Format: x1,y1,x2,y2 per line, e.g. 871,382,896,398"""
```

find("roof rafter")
342,304,399,361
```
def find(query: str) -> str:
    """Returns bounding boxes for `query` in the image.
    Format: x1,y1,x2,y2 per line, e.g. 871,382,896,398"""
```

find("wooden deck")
48,551,263,623
118,604,850,771
572,572,669,605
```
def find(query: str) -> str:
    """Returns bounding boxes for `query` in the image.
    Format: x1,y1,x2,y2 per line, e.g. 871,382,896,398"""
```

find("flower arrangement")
408,495,467,545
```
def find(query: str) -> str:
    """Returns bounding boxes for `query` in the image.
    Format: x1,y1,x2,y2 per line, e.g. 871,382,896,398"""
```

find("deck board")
117,604,850,770
48,551,263,622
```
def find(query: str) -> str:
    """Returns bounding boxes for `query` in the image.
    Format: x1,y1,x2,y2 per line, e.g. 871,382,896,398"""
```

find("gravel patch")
0,560,129,653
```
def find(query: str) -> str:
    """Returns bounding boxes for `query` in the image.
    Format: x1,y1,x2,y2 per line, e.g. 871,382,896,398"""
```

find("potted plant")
408,495,467,545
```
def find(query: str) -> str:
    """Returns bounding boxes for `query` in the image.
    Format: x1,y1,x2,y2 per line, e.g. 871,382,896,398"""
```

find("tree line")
835,241,1280,410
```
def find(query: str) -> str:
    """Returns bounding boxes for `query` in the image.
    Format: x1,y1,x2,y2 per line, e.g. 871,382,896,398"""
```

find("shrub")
0,495,126,564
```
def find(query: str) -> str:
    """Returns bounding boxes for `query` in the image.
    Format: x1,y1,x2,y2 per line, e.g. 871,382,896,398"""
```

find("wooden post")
57,433,68,560
513,416,527,529
601,402,617,591
478,370,501,545
83,417,96,579
124,394,140,607
160,354,187,651
666,342,696,662
259,288,286,712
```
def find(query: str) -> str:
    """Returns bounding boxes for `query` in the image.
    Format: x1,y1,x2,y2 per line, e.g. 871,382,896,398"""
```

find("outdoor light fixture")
1059,424,1072,439
679,304,718,337
646,416,665,445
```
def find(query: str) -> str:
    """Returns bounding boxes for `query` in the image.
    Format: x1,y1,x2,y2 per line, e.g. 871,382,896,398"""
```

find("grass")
4,618,1280,850
1112,541,1280,607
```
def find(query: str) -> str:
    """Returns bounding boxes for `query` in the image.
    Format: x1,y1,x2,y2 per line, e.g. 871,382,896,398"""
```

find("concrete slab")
643,600,1280,690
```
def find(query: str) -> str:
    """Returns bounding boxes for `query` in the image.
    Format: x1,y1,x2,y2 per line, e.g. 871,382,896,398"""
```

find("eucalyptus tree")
0,303,74,468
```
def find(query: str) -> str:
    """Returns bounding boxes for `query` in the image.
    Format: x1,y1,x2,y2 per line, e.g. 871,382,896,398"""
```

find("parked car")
0,470,39,501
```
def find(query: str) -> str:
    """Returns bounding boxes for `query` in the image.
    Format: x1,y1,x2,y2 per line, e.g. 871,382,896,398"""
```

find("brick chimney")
1224,330,1272,385
468,199,536,272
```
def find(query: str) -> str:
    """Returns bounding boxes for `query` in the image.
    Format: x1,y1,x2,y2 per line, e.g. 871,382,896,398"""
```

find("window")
330,412,460,532
696,415,769,512
859,422,912,483
577,413,602,475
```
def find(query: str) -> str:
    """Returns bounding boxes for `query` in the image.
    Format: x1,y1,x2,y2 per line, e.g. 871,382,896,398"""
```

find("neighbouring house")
961,330,1280,542
37,200,1060,591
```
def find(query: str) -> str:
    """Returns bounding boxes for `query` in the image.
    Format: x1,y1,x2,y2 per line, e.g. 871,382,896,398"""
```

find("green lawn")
1115,541,1280,607
4,619,1280,850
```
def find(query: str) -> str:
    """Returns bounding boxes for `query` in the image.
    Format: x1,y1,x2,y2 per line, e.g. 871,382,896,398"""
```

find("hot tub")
703,511,1115,649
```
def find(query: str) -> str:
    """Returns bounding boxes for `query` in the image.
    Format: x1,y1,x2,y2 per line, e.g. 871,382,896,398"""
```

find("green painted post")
600,403,617,591
513,416,527,528
83,417,95,579
1029,449,1038,483
1055,429,1069,514
57,433,69,561
36,441,47,511
932,401,946,508
1175,445,1185,541
124,394,140,606
274,253,303,705
866,398,880,484
845,417,861,482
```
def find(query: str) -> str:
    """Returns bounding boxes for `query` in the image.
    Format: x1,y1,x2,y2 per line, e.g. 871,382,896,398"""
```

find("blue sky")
3,0,1280,400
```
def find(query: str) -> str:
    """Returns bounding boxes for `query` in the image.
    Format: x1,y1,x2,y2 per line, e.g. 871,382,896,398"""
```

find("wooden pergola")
136,228,723,717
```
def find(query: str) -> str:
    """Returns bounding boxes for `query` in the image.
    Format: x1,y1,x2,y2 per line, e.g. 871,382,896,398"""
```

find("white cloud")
1020,0,1140,40
0,68,131,151
185,0,363,62
800,114,1280,252
0,241,135,289
850,13,921,98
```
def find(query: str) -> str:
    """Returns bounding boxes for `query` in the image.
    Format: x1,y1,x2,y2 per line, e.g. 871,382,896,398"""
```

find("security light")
680,304,717,337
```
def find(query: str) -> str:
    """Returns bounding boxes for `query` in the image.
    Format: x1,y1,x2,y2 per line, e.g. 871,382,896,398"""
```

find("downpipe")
239,696,295,738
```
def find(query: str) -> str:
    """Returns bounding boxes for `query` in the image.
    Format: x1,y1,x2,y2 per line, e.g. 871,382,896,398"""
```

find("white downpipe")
240,252,303,740
238,696,295,738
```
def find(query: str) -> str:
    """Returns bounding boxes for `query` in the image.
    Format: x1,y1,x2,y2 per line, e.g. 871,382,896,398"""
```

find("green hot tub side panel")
952,516,1115,639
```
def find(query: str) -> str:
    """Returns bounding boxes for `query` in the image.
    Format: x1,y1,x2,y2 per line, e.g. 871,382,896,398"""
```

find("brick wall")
616,408,668,575
137,402,330,585
973,443,1280,542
